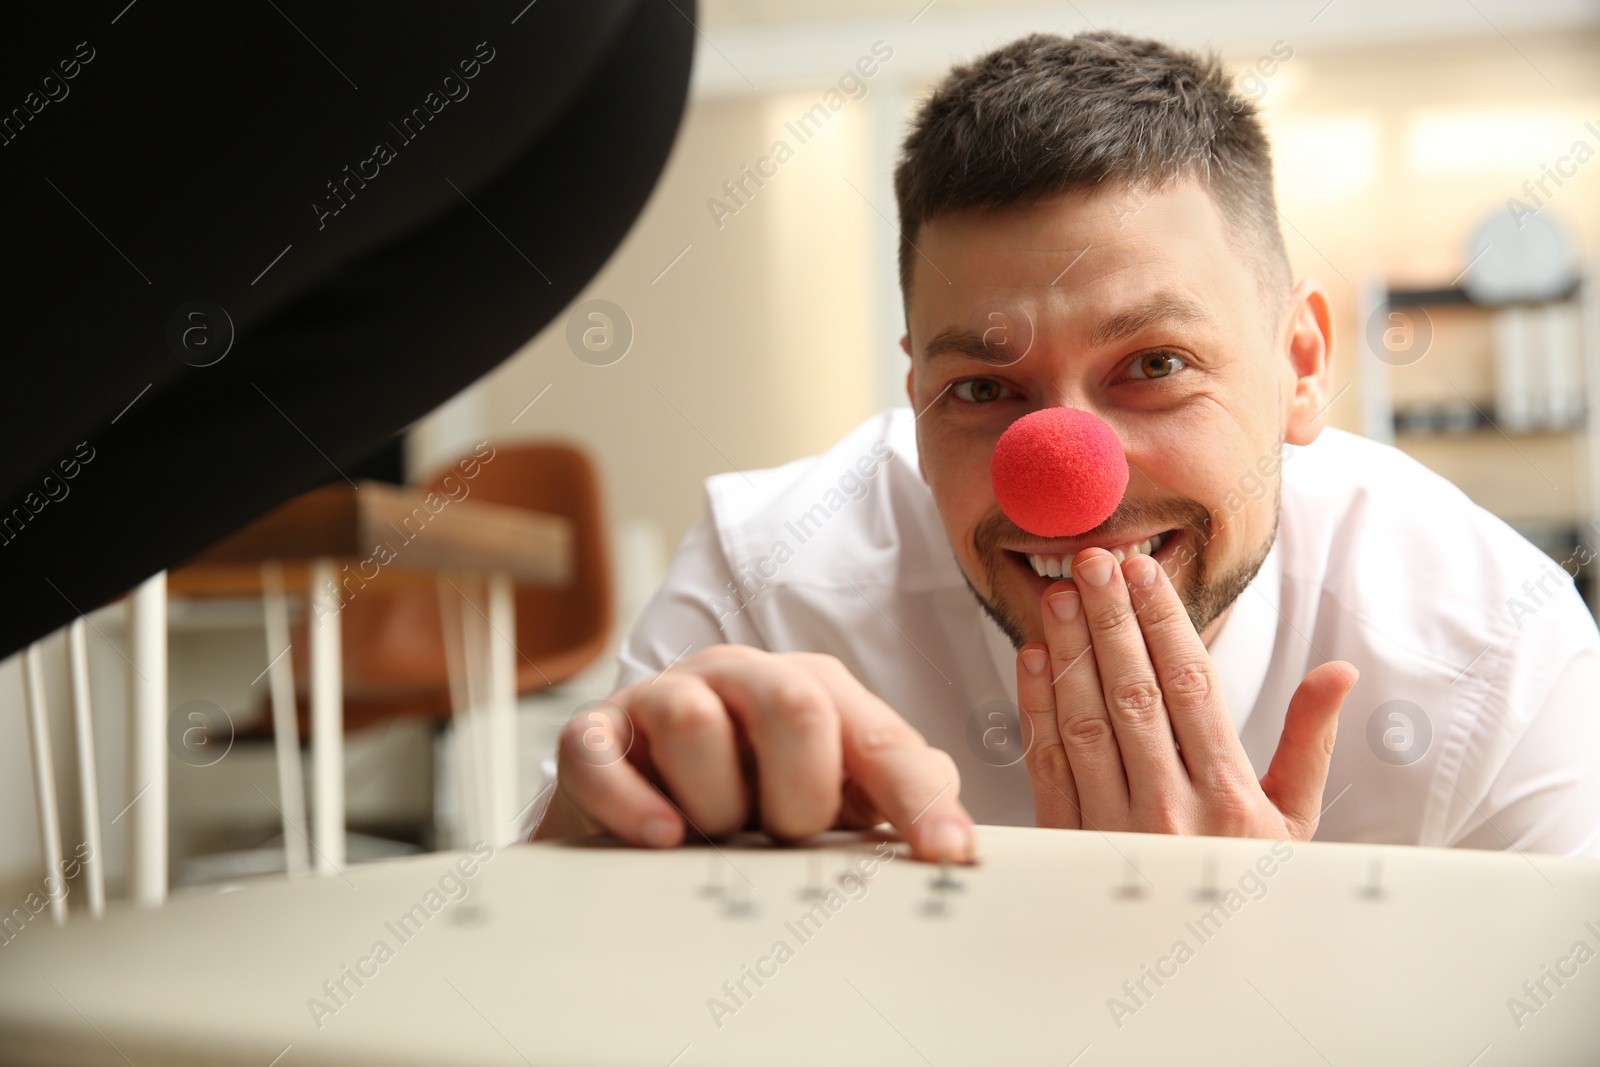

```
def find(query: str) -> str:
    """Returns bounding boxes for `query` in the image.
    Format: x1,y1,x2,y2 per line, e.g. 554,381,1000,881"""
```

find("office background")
4,0,1598,897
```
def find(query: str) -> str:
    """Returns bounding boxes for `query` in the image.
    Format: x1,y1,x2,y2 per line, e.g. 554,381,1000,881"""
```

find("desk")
1,826,1595,1064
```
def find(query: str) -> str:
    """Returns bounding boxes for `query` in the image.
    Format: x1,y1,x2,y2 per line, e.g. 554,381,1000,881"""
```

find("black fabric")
0,1,695,657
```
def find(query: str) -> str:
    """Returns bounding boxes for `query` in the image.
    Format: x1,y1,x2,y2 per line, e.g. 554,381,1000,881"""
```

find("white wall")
466,86,886,557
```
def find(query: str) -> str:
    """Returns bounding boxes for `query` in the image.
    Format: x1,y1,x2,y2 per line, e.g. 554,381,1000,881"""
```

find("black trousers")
0,1,694,657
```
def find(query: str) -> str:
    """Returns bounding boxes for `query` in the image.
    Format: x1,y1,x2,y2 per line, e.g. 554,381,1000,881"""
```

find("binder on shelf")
1541,301,1584,428
1493,305,1534,432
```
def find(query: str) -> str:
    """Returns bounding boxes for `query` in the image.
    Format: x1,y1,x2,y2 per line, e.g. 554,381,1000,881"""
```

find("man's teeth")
1026,532,1168,579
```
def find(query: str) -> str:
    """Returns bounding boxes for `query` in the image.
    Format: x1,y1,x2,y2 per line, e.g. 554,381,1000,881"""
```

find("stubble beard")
962,490,1281,652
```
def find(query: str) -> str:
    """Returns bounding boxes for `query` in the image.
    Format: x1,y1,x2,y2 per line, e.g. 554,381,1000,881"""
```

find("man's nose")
990,407,1129,537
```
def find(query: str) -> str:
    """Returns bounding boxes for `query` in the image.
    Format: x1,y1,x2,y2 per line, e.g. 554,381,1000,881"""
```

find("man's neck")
1199,602,1235,648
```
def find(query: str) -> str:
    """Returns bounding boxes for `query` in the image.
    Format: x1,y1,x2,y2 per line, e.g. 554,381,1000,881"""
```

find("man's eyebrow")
918,291,1212,367
920,329,1024,368
1088,292,1211,349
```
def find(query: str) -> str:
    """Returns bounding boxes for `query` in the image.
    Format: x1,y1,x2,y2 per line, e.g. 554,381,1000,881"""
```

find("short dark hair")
893,31,1291,317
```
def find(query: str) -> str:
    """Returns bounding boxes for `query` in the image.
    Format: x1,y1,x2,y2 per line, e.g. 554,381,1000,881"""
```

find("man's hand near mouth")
1017,547,1359,840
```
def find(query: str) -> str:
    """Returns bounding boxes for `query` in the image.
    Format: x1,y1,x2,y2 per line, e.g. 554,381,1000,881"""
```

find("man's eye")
952,378,1015,403
1126,350,1187,380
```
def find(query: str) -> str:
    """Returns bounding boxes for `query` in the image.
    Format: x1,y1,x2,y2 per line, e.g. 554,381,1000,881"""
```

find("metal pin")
1113,856,1146,900
1192,857,1219,902
449,901,487,926
920,854,962,917
928,854,963,893
837,845,872,887
800,852,826,900
1358,855,1384,900
724,872,756,917
699,852,724,898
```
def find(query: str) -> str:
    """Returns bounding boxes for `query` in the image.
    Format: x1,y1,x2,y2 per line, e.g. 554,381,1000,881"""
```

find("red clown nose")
991,407,1128,538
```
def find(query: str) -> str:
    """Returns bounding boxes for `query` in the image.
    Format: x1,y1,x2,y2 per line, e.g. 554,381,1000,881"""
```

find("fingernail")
1048,590,1080,621
1124,553,1159,588
1021,647,1047,674
640,816,678,848
930,820,972,863
1075,553,1114,588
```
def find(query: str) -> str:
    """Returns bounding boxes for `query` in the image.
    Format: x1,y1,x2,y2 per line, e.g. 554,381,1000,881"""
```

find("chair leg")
308,559,345,874
22,641,67,925
458,576,497,850
125,571,167,908
261,563,311,877
487,571,519,847
438,573,483,847
66,619,105,919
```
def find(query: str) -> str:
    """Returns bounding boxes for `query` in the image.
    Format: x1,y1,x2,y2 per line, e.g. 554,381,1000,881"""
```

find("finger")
1041,576,1129,826
795,653,978,864
629,674,749,837
553,699,686,848
694,654,844,840
835,779,884,830
1070,549,1187,806
1260,661,1358,838
1017,642,1080,828
1122,552,1252,789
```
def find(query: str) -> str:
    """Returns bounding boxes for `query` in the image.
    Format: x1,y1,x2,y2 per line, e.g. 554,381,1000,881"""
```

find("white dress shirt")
591,408,1600,857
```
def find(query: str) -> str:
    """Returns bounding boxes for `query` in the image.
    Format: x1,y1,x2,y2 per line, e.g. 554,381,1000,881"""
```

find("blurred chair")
280,442,615,735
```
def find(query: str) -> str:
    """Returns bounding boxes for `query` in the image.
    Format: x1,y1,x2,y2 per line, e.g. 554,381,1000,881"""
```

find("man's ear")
900,334,928,482
1283,279,1336,447
902,333,914,405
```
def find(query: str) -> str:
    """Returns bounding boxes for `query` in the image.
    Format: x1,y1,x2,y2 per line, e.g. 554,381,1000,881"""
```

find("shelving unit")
1358,264,1600,616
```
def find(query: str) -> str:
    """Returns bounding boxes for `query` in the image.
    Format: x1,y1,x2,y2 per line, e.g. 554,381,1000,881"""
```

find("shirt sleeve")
611,516,771,690
1447,645,1600,858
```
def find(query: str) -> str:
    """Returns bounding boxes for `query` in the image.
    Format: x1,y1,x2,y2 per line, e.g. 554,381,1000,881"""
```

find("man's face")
904,179,1318,651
